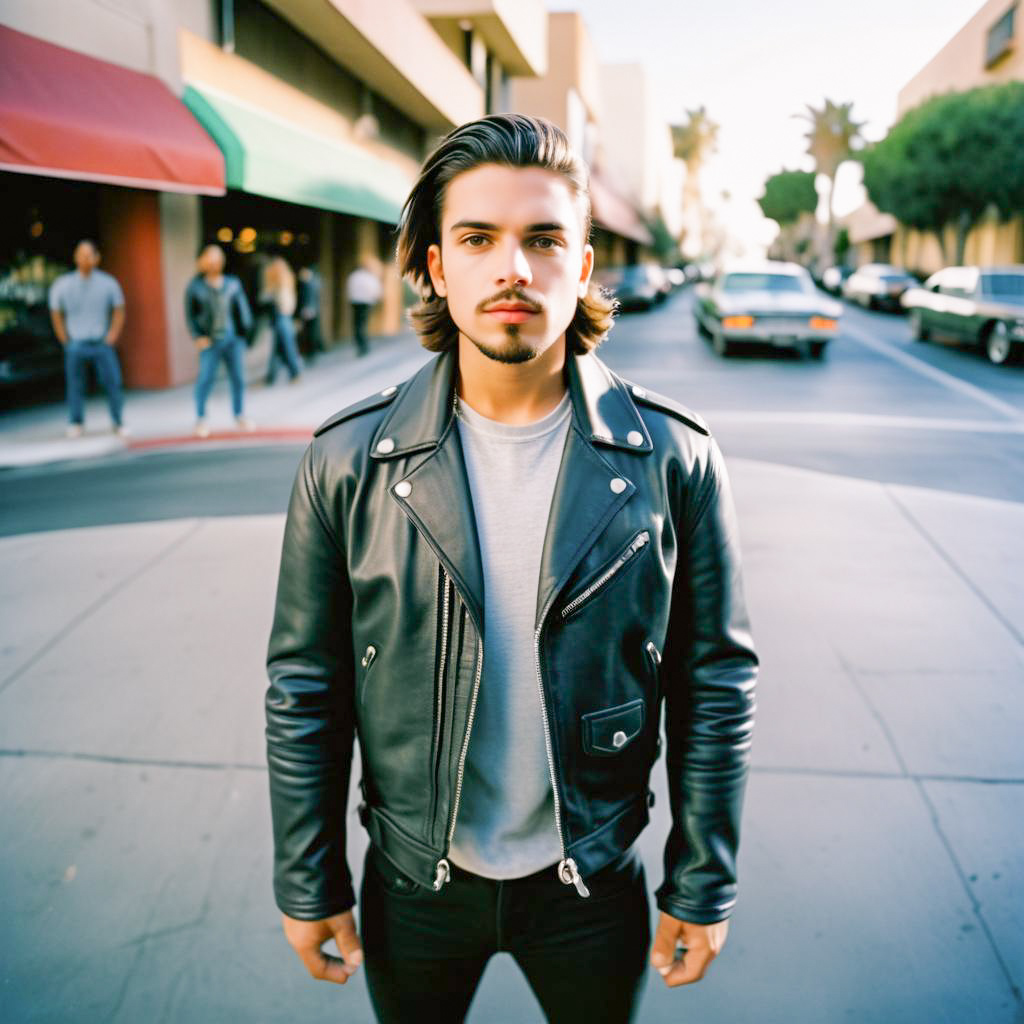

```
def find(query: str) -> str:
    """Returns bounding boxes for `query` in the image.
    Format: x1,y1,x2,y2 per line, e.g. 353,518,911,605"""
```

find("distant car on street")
901,265,1024,365
597,264,663,311
821,265,854,295
694,261,842,359
0,305,64,390
842,263,919,311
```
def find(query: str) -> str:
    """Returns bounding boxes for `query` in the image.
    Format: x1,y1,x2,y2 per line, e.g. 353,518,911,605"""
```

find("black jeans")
352,302,371,355
358,841,651,1023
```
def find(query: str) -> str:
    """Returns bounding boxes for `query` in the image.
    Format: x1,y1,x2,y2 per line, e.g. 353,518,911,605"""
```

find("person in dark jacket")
265,115,758,1023
184,244,254,437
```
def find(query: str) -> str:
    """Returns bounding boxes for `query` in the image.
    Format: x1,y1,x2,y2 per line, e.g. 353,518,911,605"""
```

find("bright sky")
553,0,988,256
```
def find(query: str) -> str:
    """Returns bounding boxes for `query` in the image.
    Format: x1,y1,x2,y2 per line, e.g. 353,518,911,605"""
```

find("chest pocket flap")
581,698,645,756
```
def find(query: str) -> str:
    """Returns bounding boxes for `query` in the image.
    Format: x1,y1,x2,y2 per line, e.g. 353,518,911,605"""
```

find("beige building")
509,11,655,269
849,0,1024,274
598,63,685,246
1,0,544,390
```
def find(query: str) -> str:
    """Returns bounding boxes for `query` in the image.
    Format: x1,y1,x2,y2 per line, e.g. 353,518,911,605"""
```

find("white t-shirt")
346,267,382,305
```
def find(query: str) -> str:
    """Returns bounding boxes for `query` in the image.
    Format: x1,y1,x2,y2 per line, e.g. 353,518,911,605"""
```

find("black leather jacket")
265,347,758,924
184,273,253,340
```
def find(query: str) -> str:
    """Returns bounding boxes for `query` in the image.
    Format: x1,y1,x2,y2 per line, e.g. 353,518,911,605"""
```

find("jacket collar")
369,346,653,461
377,345,651,633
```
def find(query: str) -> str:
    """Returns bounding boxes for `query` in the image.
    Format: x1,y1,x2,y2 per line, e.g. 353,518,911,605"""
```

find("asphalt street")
1,288,1022,1022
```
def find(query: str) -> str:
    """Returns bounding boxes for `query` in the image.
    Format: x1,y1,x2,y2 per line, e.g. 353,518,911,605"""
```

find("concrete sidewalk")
0,455,1021,1022
0,332,432,469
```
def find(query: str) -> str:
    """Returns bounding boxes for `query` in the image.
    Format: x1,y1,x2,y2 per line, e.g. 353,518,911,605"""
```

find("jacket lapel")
371,350,486,632
370,346,652,635
534,352,652,626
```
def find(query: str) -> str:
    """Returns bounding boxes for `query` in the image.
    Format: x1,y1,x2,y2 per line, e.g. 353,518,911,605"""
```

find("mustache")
476,287,545,314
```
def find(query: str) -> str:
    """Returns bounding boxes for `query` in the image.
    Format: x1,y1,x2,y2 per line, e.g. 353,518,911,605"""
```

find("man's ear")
578,243,595,298
426,243,447,298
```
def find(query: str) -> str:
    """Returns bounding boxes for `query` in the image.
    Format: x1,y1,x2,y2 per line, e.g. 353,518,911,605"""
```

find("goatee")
470,326,538,364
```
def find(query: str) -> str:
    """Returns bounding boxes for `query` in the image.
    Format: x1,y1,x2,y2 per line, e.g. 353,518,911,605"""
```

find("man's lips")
483,302,540,324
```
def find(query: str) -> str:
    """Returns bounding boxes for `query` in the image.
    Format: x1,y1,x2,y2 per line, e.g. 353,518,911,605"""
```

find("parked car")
694,261,842,359
597,264,663,311
842,263,919,310
901,265,1024,365
821,265,854,295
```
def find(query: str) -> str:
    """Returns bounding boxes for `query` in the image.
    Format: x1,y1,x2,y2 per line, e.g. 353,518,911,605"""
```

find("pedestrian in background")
345,259,382,356
185,244,254,438
48,239,128,438
261,256,303,384
297,264,326,363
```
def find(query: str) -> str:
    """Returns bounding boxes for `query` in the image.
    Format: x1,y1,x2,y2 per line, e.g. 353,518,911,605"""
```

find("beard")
466,324,538,364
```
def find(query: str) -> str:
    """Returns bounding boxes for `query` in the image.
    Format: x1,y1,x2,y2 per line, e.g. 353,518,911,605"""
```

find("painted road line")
842,321,1024,422
699,411,1024,433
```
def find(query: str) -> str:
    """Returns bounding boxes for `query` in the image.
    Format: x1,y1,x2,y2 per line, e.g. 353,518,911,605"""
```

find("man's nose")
495,241,532,288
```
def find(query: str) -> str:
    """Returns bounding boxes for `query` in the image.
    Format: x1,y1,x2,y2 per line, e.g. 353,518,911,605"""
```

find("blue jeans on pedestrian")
265,313,302,383
65,338,124,426
359,841,651,1023
195,333,245,418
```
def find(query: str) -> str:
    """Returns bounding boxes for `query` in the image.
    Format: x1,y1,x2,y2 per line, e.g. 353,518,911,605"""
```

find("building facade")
847,0,1024,274
0,0,535,392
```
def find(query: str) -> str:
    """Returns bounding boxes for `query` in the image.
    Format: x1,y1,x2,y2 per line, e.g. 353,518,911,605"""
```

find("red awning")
590,174,654,247
0,25,224,194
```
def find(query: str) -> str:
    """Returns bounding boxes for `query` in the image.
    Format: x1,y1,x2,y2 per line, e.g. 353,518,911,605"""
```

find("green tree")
758,169,818,226
861,82,1024,264
797,99,865,258
671,107,719,255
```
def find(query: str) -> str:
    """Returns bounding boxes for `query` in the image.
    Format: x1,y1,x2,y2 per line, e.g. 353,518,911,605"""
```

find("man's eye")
464,235,489,247
531,236,560,249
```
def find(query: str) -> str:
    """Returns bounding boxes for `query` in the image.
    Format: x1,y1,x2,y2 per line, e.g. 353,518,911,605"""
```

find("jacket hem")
565,792,651,879
364,804,443,892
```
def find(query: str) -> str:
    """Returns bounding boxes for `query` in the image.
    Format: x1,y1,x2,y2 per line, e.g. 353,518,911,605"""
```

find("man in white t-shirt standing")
345,261,382,357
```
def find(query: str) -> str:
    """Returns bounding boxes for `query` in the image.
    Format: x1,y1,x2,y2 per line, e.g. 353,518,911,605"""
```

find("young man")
48,239,128,438
184,244,255,437
266,114,758,1023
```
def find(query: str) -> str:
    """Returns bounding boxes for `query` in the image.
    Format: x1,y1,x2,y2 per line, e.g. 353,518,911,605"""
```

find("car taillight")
722,315,755,328
810,317,838,330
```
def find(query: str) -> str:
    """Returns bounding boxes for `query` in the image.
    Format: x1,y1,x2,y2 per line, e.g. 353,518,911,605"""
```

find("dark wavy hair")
397,113,617,353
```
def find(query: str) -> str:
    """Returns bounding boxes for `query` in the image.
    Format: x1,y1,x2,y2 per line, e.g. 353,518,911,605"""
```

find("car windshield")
984,273,1024,298
721,273,806,293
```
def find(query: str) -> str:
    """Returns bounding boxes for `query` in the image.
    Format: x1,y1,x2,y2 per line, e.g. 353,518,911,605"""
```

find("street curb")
126,427,314,452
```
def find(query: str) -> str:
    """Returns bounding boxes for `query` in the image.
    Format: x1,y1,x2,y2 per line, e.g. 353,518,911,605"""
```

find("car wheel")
695,315,710,337
910,311,930,341
712,330,733,357
985,322,1016,365
808,341,827,360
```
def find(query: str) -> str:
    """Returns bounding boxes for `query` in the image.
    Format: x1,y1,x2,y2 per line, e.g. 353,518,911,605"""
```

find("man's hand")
195,336,212,351
649,911,729,987
282,909,363,984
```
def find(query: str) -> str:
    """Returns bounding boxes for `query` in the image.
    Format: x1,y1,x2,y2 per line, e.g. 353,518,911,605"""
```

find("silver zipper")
361,644,377,669
434,571,452,780
434,608,484,891
560,531,650,620
535,591,590,898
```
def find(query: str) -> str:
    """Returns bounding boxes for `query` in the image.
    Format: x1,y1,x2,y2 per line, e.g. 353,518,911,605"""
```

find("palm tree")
671,107,719,257
797,99,864,265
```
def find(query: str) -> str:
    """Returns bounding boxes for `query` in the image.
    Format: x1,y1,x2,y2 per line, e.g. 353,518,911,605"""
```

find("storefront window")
0,172,100,390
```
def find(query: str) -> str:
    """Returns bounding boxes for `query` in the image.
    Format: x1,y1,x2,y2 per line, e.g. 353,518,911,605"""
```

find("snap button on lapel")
381,386,397,396
394,481,412,498
626,430,644,446
612,730,628,748
609,477,627,494
377,437,395,454
631,384,647,398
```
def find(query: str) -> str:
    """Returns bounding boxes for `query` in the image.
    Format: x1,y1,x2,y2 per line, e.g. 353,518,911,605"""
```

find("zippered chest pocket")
560,529,651,622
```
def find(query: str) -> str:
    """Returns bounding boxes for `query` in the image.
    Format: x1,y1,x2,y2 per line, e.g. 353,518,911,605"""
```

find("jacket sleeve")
233,280,254,336
265,443,357,919
654,435,758,924
183,279,202,339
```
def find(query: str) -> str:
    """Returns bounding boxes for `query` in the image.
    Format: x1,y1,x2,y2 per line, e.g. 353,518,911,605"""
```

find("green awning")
183,83,411,224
